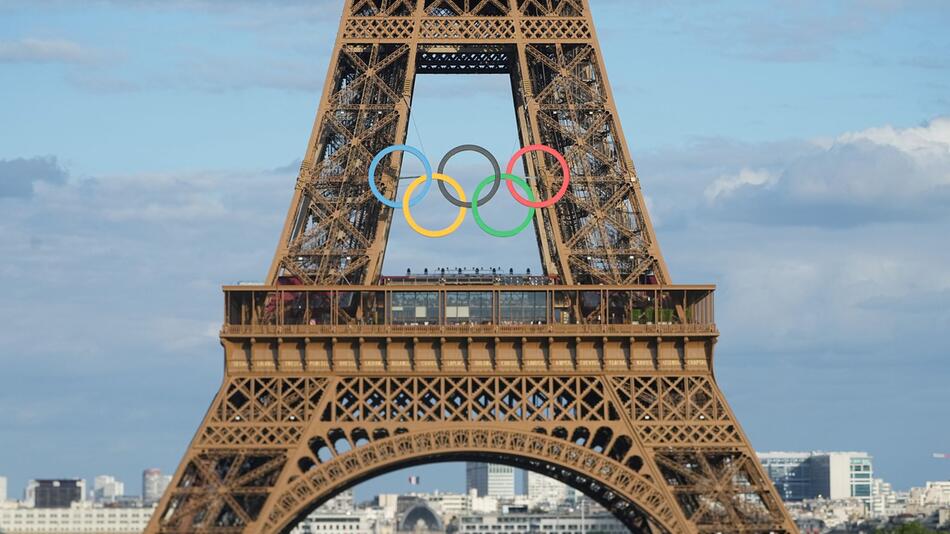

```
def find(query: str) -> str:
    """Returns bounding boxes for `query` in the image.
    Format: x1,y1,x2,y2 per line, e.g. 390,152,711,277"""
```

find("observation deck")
220,281,718,375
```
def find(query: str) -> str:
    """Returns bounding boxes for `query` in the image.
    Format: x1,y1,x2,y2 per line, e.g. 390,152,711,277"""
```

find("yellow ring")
402,173,467,238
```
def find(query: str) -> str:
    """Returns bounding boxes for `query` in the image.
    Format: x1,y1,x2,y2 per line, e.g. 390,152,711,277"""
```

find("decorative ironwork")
158,452,286,533
147,1,798,534
325,376,619,422
267,0,667,286
268,427,681,533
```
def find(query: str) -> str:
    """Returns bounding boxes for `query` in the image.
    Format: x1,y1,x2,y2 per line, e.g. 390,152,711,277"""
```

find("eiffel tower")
146,1,798,533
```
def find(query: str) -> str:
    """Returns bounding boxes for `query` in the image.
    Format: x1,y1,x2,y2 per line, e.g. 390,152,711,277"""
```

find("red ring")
505,144,571,208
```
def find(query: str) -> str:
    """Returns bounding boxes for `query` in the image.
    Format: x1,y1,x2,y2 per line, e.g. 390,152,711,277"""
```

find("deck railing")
221,284,716,336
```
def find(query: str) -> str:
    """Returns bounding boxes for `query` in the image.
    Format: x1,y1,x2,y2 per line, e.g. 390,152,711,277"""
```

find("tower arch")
263,427,681,534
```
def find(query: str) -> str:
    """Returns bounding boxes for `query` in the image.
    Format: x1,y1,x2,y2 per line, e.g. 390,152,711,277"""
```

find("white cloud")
785,118,950,205
832,116,950,158
0,38,102,64
705,168,776,202
640,118,950,362
0,160,295,384
0,156,67,198
103,196,228,222
643,116,950,228
0,3,339,94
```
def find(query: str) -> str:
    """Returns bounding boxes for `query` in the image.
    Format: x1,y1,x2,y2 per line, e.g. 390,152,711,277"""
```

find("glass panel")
282,291,307,325
631,291,654,324
446,292,493,325
227,292,253,325
499,291,547,324
685,290,708,324
253,291,278,325
336,291,359,325
390,291,438,325
580,291,602,324
606,291,631,325
658,290,679,324
553,291,577,324
361,291,386,325
307,291,332,325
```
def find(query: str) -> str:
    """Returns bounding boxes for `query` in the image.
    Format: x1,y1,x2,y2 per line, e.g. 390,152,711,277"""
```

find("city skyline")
1,447,946,505
2,0,950,507
2,457,949,533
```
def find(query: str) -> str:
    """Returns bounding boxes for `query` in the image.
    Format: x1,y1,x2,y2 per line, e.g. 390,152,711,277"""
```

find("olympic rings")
437,144,502,208
505,144,571,209
402,174,467,238
472,174,535,238
367,143,569,238
368,144,433,208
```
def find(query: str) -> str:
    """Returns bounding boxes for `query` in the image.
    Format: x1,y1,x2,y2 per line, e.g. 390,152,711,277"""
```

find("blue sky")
1,0,950,503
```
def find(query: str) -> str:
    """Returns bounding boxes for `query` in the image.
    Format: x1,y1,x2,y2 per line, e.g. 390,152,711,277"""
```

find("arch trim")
257,427,689,534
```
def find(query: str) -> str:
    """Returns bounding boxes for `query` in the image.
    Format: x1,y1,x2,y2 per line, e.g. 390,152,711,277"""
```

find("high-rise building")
0,475,7,503
758,451,873,506
814,452,873,503
758,452,815,501
521,471,568,508
93,475,125,503
466,463,515,499
24,479,86,508
142,469,172,504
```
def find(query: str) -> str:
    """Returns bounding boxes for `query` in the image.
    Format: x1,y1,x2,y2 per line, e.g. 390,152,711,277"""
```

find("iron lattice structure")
147,2,799,533
266,0,669,286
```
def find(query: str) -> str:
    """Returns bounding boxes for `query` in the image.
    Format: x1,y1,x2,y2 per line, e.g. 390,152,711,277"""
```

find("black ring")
436,144,501,208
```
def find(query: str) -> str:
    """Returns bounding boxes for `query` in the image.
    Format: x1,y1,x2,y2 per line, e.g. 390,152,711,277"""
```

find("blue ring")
368,145,433,208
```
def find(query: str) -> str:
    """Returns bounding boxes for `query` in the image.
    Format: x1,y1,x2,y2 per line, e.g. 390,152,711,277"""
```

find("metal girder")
149,360,798,534
265,0,668,286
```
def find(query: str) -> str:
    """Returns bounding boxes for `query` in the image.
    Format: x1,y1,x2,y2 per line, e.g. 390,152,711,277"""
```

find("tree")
874,522,939,534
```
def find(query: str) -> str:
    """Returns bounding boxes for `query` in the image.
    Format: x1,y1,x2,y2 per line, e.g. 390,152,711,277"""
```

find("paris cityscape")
1,454,949,533
3,1,950,534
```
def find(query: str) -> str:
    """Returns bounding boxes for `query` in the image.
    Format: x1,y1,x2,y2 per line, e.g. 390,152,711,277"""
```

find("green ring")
472,173,535,238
